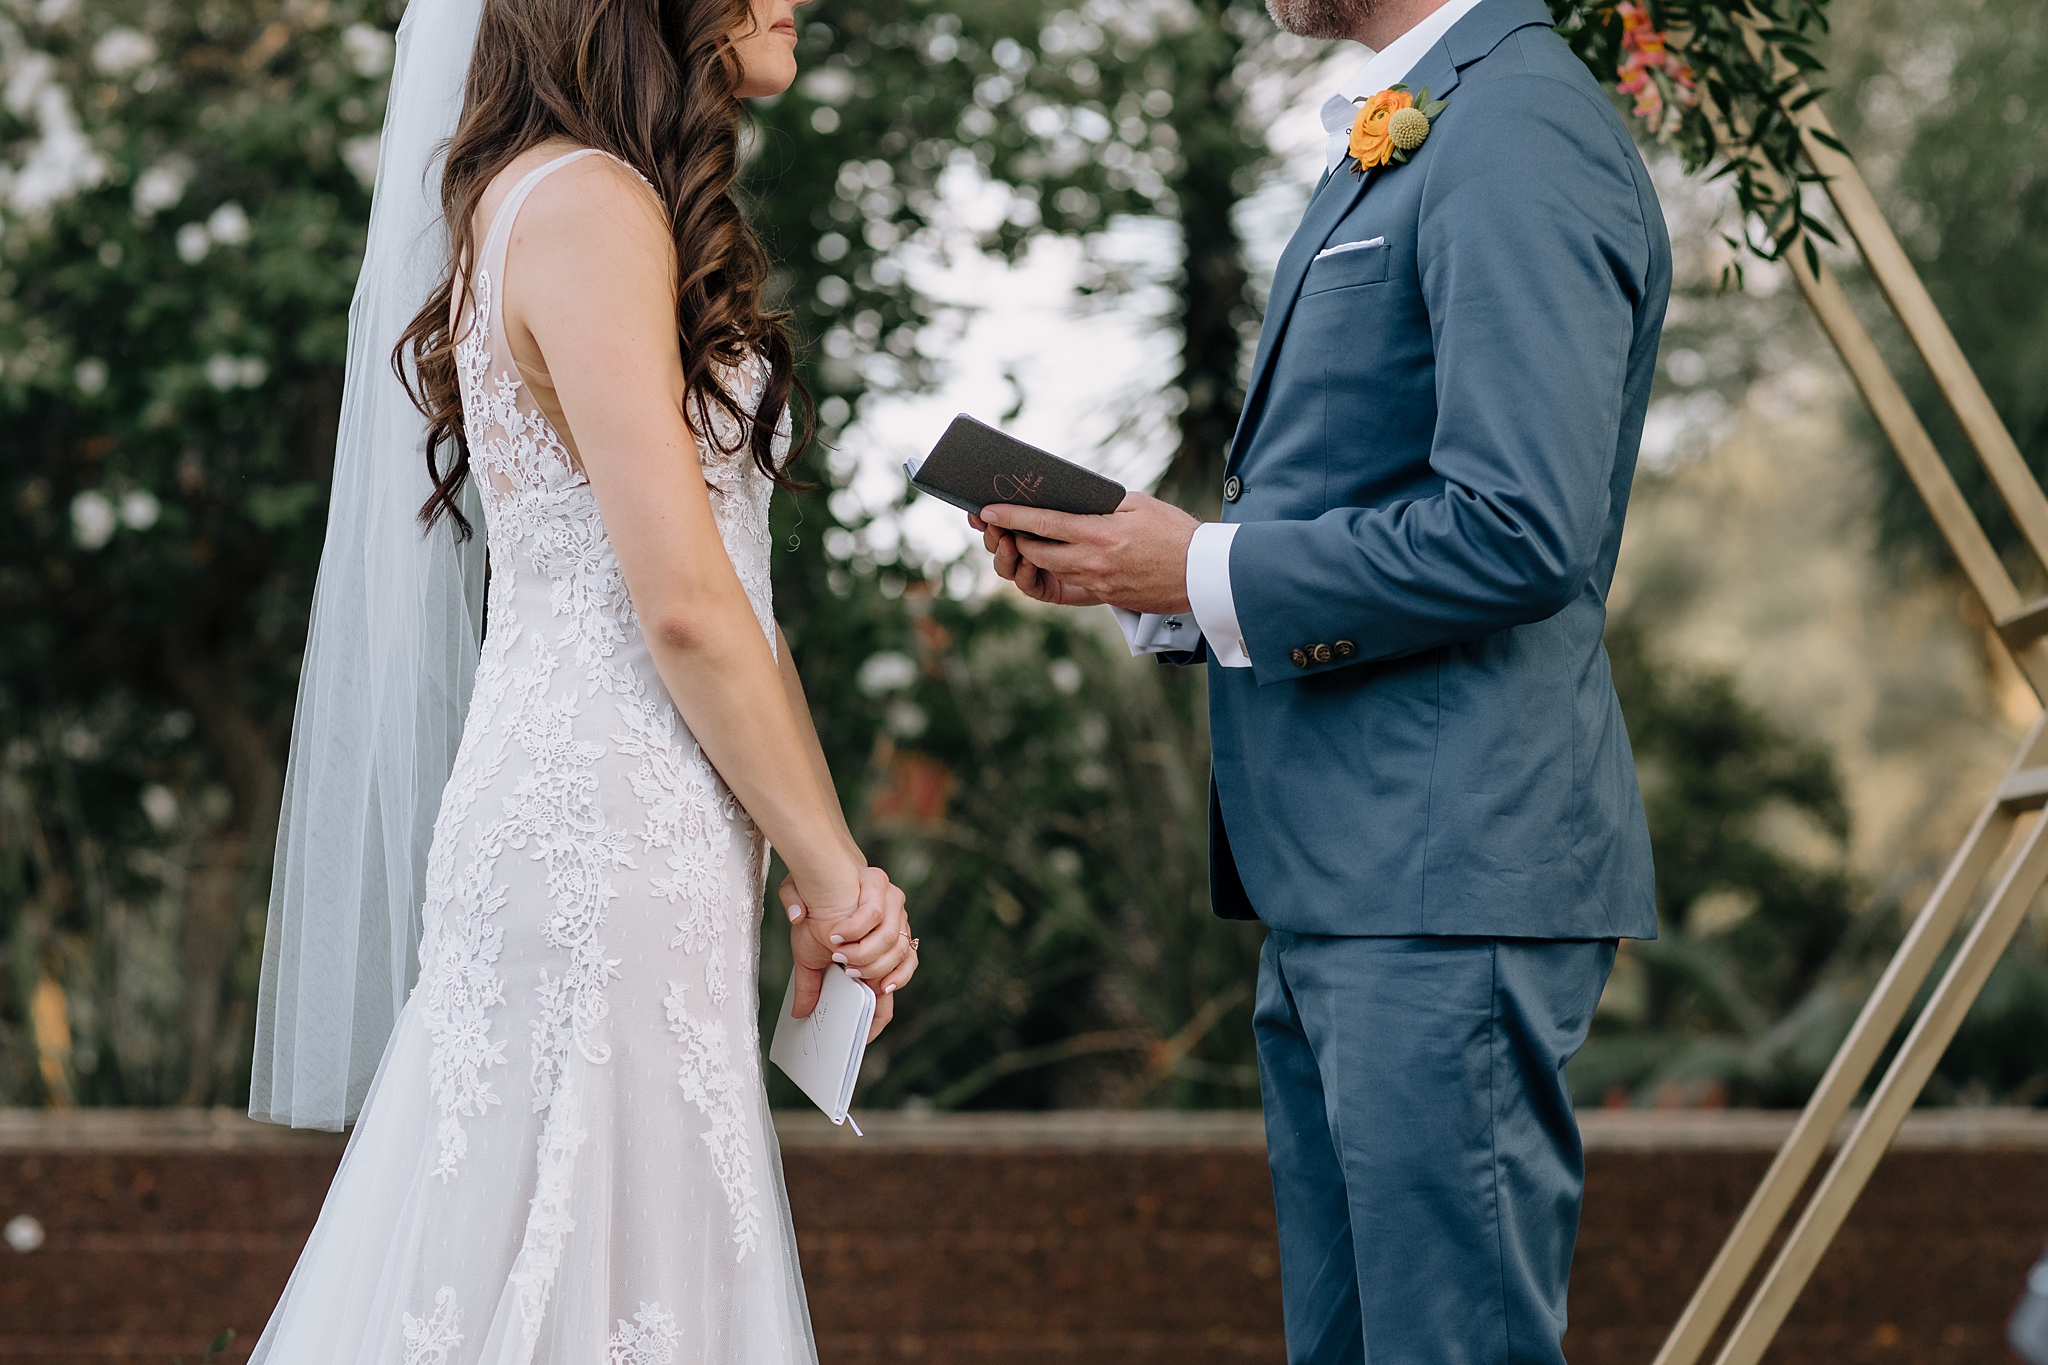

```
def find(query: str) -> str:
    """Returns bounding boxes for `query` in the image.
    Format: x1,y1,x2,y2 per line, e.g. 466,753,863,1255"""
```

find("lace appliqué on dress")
421,192,785,1337
401,1288,463,1365
508,1070,590,1359
614,687,737,1007
256,152,811,1365
607,1303,682,1365
421,849,511,1180
416,461,526,1181
665,982,763,1257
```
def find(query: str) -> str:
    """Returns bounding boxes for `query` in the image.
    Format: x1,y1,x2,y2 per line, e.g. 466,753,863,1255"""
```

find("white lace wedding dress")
251,149,815,1365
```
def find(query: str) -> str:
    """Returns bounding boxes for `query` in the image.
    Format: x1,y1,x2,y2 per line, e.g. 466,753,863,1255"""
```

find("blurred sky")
838,44,1355,571
830,35,1798,583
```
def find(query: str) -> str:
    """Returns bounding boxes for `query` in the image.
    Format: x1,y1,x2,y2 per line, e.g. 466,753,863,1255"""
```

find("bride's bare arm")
770,625,914,1031
774,624,860,864
504,156,868,926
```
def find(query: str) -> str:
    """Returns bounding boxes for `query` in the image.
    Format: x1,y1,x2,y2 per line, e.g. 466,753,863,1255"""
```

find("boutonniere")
1347,84,1450,173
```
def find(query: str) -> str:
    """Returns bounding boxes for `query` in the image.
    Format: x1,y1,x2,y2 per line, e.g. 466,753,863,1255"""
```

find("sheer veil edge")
249,0,487,1130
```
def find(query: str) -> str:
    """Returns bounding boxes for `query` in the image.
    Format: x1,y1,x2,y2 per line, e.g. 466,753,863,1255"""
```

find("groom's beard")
1264,0,1378,40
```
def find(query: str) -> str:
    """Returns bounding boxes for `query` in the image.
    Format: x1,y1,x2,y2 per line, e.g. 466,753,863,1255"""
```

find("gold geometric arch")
1650,23,2048,1365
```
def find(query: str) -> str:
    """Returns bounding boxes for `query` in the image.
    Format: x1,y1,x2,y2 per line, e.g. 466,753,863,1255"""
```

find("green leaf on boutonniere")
1386,88,1449,164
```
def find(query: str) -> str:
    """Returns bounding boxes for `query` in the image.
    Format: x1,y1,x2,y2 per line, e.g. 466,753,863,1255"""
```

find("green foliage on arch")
1553,0,1840,280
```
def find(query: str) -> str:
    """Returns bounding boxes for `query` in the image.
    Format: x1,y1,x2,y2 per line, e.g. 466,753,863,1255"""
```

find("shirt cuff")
1187,522,1250,668
1111,607,1200,656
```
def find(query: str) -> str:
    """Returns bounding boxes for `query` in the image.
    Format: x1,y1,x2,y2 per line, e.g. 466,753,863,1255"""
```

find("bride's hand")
781,867,918,1039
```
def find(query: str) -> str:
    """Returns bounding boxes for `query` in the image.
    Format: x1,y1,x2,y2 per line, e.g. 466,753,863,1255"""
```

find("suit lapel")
1225,162,1377,471
1223,0,1534,475
1398,35,1464,113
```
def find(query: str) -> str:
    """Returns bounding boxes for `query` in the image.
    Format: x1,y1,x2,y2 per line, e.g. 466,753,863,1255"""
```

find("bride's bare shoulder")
500,150,677,377
509,149,671,283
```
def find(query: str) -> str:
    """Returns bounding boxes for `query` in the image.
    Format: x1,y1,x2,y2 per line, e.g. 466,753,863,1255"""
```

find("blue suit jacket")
1201,0,1667,939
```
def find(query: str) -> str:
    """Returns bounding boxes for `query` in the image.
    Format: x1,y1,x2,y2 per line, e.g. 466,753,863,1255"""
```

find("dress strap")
477,148,604,271
474,148,645,338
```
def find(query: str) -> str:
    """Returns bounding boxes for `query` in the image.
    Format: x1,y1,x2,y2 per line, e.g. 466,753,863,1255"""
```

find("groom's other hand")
971,492,1199,615
971,509,1104,607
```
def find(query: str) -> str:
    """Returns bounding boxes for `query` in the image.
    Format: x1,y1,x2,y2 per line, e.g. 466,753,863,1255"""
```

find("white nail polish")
845,968,862,979
828,934,844,946
831,953,847,965
885,984,896,994
785,903,802,922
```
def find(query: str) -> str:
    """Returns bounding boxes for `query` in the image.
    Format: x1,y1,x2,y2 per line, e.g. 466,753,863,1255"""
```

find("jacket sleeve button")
1223,475,1243,503
1311,643,1334,664
1334,640,1357,659
1289,648,1309,669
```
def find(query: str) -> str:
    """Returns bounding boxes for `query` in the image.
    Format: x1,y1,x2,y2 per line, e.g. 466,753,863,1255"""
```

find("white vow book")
769,965,875,1134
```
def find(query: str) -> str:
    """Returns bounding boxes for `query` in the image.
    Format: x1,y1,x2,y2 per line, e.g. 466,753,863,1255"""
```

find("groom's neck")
1345,0,1456,53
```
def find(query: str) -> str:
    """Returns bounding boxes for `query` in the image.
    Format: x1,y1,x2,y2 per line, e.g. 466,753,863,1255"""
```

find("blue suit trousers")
1255,932,1615,1365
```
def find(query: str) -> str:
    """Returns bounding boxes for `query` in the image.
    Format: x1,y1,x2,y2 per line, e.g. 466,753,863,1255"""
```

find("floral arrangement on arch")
1613,1,1698,131
1550,0,1844,279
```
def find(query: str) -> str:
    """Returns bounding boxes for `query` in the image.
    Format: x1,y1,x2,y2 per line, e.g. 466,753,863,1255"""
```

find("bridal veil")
248,0,488,1130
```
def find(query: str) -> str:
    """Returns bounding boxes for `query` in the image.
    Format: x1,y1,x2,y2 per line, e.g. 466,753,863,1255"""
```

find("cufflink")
1166,617,1182,631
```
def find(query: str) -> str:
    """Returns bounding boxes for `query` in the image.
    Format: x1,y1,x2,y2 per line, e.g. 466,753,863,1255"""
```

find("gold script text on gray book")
907,414,1125,518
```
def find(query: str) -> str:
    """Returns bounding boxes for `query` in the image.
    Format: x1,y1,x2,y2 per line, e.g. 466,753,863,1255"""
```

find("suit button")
1223,475,1243,503
1311,643,1334,664
1335,640,1357,659
1290,648,1309,669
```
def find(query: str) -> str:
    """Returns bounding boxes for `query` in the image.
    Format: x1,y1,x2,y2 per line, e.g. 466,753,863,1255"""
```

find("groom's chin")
1264,0,1377,41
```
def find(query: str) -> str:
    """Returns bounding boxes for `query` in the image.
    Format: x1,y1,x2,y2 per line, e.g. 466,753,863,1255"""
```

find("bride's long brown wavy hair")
398,0,808,538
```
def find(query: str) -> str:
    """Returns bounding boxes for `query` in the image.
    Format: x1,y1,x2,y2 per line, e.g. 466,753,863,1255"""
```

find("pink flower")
1613,2,1696,127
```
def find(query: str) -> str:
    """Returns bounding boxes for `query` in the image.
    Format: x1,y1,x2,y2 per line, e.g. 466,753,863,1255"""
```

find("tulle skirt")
249,786,815,1365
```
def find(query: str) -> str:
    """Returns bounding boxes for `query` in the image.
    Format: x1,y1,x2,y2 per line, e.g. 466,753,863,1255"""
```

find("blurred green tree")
1796,0,2048,1108
741,0,1306,1107
0,0,1300,1112
1555,0,2048,1111
3,0,2038,1117
1582,605,2048,1110
0,0,396,1105
743,0,1310,509
1579,612,1868,1108
1847,0,2048,577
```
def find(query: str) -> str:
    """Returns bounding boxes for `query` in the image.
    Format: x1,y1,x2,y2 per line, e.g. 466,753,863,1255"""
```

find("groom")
972,0,1669,1359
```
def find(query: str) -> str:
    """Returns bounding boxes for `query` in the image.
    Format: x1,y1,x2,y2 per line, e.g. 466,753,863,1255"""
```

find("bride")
245,0,913,1360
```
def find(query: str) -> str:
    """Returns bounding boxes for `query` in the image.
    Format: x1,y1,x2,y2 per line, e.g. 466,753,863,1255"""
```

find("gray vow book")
907,415,1125,518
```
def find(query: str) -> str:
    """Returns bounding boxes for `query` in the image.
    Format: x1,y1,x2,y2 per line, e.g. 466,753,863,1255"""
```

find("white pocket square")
1314,236,1385,261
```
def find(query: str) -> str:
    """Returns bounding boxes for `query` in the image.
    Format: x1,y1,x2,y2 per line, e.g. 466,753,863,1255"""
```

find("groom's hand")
972,492,1198,615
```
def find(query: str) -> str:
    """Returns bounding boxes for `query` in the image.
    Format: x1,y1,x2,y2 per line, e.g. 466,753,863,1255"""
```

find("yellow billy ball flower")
1388,106,1431,153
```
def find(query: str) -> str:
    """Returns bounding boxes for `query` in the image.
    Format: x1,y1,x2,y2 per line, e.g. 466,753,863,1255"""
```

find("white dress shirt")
1112,0,1488,668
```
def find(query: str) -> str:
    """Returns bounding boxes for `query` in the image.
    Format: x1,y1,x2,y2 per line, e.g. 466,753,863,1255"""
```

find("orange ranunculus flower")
1348,88,1414,170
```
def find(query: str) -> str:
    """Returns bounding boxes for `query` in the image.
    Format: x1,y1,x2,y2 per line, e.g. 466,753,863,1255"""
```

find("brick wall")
1,1109,2042,1364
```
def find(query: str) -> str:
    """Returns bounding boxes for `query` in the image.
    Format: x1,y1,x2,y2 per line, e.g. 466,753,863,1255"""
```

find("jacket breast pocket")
1301,241,1391,295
